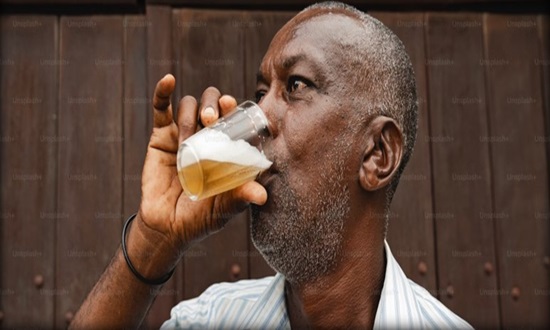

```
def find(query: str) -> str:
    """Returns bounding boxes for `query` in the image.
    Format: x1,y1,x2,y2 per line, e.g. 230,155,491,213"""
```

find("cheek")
283,108,335,162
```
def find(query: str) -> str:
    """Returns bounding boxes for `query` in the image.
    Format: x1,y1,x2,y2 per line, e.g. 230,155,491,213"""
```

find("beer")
178,160,266,200
177,128,272,200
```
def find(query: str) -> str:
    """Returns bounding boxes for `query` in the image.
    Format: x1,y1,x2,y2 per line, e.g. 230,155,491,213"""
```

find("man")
72,2,472,329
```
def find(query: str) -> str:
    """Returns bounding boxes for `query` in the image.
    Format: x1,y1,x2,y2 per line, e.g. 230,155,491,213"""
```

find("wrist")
124,213,181,281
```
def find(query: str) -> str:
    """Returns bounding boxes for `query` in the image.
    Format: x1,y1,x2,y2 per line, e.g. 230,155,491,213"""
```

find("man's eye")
287,76,309,94
255,90,266,103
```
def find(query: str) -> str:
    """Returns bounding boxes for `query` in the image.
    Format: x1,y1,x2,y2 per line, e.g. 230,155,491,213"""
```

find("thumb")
234,181,268,206
214,181,267,220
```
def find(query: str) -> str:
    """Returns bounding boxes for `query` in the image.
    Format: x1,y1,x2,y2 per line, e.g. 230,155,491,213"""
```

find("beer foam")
179,128,272,169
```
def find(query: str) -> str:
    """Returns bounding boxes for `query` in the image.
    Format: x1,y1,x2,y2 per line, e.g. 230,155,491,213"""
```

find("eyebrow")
281,54,307,70
256,54,323,85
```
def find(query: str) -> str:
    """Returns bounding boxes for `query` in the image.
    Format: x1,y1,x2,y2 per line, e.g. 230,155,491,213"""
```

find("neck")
284,216,386,329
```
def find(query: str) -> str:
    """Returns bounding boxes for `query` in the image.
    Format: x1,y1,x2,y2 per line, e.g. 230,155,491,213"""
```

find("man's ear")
359,116,404,192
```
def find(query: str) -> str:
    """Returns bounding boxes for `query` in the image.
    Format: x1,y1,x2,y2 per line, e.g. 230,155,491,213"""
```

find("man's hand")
71,74,268,329
138,74,267,261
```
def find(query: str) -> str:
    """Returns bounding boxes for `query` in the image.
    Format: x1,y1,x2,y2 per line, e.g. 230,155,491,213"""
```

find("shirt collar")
238,273,290,329
240,240,424,329
373,240,425,329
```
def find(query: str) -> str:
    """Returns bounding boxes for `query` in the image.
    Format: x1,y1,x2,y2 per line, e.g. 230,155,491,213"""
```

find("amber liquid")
178,159,263,200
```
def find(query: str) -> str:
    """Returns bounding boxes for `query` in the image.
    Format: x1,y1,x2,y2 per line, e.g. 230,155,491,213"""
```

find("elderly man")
72,2,472,329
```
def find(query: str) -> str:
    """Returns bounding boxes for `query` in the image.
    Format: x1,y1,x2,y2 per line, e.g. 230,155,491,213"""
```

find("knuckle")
153,95,170,110
179,120,195,133
155,79,170,96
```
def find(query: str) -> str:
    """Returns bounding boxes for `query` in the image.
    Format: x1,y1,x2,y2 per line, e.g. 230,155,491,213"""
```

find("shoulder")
160,276,274,329
408,280,473,329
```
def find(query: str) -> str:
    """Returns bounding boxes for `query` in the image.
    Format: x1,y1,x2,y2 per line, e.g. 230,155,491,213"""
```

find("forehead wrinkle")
260,49,326,85
281,54,306,70
278,52,324,77
261,14,361,86
285,16,363,77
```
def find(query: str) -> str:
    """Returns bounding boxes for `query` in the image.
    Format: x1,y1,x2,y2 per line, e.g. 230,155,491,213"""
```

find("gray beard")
250,160,351,285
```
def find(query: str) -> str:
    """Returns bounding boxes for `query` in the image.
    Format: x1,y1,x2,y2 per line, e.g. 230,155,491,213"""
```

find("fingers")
217,181,268,212
153,74,176,128
199,87,222,127
210,181,267,230
219,95,238,117
176,86,238,144
177,96,199,144
230,181,268,206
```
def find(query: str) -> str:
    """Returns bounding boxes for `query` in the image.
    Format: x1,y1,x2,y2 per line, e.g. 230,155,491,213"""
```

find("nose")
258,93,280,139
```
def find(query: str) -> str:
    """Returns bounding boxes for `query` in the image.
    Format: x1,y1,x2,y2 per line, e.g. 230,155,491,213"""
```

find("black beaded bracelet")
121,213,175,286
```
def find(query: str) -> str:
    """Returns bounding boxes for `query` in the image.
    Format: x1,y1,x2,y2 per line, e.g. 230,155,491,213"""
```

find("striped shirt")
161,241,473,329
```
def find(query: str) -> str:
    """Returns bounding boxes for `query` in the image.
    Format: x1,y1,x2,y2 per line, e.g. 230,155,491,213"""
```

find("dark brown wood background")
1,2,549,329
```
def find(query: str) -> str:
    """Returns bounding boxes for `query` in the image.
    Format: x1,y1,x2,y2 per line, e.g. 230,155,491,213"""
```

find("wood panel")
484,13,550,328
143,5,178,328
0,15,57,328
241,10,296,279
539,16,550,202
426,12,500,328
172,9,249,299
147,5,174,118
145,0,547,7
2,0,137,4
371,12,437,294
55,16,123,328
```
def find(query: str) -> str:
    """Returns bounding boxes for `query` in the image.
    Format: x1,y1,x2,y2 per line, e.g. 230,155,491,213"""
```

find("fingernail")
203,107,215,117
